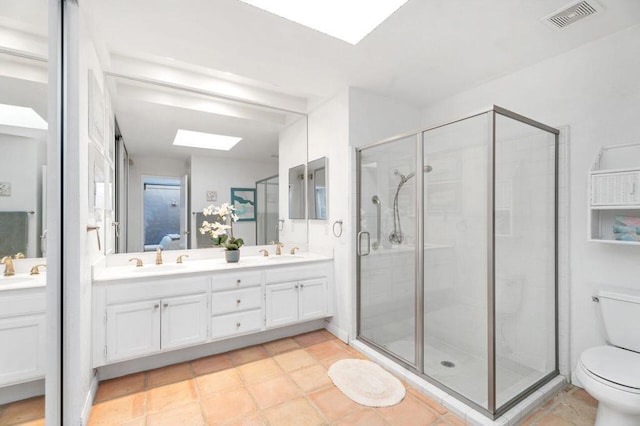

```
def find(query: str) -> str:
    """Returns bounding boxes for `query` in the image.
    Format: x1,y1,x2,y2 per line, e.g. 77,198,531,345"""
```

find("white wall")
0,135,45,257
127,155,189,252
420,25,640,385
190,155,277,247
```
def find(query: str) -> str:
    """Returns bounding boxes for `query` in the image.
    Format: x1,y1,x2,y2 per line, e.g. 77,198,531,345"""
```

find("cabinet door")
0,314,46,386
107,300,160,362
265,282,298,327
299,278,328,321
161,293,208,350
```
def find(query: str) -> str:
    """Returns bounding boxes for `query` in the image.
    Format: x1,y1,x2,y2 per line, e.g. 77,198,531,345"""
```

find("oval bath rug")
328,359,406,407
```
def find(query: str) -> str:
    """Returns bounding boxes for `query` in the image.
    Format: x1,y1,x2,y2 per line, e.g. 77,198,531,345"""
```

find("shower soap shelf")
588,143,640,245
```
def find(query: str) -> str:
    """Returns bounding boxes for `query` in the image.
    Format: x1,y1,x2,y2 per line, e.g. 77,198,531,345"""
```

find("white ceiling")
88,0,640,107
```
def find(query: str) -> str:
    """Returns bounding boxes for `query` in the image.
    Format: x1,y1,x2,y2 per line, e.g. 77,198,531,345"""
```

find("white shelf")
588,143,640,245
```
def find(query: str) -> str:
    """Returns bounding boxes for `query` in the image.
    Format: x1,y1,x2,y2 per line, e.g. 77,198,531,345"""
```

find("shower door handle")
357,231,371,256
374,201,381,250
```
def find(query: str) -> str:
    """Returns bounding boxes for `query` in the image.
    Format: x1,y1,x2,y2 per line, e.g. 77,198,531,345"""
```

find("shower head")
394,165,433,183
371,195,381,205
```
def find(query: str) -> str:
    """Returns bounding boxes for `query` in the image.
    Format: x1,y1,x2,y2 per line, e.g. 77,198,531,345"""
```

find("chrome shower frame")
355,105,560,420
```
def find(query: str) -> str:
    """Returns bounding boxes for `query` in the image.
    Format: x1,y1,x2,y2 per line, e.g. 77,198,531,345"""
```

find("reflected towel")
615,233,640,242
0,211,28,255
613,225,640,235
615,216,640,227
168,233,180,240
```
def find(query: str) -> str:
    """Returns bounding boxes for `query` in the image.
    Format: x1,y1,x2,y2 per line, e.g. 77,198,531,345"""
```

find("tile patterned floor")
0,331,599,425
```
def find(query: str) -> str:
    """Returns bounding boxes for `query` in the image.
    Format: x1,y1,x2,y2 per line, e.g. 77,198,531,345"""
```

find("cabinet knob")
236,322,241,328
295,284,299,289
300,284,304,289
163,303,168,308
236,299,241,304
154,304,159,309
236,279,241,286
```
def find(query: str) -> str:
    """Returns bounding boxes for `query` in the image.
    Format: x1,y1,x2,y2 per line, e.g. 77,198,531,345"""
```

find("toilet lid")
581,346,640,389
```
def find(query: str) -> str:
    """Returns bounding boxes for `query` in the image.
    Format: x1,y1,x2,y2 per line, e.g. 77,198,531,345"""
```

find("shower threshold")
350,339,565,425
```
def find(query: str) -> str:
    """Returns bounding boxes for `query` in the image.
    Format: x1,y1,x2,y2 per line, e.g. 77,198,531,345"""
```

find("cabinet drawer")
107,277,209,304
211,309,263,339
211,287,262,315
264,263,330,284
0,291,45,318
212,271,262,290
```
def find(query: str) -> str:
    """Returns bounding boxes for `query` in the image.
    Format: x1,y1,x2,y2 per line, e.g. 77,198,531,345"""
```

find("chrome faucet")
269,241,284,255
155,247,163,265
1,256,15,276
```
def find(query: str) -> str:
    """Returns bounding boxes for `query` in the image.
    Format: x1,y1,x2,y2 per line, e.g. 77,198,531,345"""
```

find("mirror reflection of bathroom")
141,176,188,251
255,175,279,245
307,157,327,220
288,164,306,219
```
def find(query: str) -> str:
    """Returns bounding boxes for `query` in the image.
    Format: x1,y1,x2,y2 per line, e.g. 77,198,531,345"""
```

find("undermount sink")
132,264,187,272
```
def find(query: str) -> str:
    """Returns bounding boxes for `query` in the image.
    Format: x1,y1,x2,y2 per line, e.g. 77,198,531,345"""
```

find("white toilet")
576,287,640,426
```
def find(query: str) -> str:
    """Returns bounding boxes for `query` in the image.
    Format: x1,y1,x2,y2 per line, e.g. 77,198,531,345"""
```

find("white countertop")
93,252,332,282
0,273,46,291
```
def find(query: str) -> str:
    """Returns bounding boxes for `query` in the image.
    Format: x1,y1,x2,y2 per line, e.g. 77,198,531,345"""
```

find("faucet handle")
176,254,189,264
155,247,163,265
14,252,25,259
30,264,47,275
129,258,143,267
290,247,300,255
259,249,269,257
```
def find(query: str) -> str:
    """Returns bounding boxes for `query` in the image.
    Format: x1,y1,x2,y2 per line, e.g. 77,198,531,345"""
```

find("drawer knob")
154,304,159,309
236,279,241,285
163,303,168,308
236,322,241,328
236,299,242,304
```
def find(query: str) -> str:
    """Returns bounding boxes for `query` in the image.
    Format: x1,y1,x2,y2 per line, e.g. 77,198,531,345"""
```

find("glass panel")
256,175,279,244
423,113,490,408
359,136,417,365
494,114,556,408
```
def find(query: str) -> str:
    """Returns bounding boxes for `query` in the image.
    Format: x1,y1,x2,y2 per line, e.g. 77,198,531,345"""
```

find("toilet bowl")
577,287,640,426
576,346,640,426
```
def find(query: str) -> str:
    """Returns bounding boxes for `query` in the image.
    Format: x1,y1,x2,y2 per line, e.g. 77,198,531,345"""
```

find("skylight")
0,104,47,129
239,0,409,45
173,129,242,151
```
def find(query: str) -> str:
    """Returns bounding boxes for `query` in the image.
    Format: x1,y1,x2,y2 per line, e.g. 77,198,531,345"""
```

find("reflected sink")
132,264,188,273
266,255,305,261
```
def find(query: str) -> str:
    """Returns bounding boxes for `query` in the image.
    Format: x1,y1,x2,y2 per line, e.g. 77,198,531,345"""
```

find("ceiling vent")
544,0,600,29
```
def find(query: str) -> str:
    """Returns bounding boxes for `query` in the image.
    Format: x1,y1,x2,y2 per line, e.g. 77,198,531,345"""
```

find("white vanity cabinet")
210,271,264,339
265,265,329,328
94,275,209,365
0,287,46,386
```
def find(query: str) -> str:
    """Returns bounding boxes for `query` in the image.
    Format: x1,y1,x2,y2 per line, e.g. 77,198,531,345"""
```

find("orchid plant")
199,202,244,250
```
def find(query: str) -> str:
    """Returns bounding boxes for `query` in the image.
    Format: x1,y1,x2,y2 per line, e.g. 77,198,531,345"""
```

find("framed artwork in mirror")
231,188,256,221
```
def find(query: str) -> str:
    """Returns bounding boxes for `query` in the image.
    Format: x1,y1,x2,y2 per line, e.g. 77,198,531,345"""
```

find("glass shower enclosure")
256,175,279,245
356,106,558,419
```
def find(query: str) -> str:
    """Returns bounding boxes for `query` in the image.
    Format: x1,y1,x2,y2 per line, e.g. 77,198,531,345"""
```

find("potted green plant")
199,202,244,262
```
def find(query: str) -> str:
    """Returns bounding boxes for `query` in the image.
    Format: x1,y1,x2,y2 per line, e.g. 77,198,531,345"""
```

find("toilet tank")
596,287,640,352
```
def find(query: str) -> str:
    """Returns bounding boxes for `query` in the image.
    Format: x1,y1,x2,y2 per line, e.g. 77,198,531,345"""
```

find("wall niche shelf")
588,143,640,245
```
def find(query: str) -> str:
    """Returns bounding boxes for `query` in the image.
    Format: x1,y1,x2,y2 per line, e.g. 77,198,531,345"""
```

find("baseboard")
80,372,99,426
0,379,45,405
324,320,349,343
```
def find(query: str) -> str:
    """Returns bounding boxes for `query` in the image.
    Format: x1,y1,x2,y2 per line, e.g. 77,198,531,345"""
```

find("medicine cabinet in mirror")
307,157,327,220
288,164,306,219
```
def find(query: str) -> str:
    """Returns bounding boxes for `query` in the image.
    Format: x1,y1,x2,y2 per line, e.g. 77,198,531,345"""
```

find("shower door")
357,135,418,365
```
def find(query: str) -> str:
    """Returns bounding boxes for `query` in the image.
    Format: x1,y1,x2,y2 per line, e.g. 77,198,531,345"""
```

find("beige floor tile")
378,393,438,425
289,364,333,393
262,398,324,426
534,413,575,425
332,408,388,426
571,388,598,407
237,358,284,384
407,387,448,415
308,387,361,421
263,338,301,356
219,411,267,426
88,392,146,425
195,368,244,396
147,362,193,388
146,401,205,426
549,401,597,426
201,388,257,424
293,330,332,347
146,380,197,413
306,340,351,361
0,396,45,426
94,372,146,403
228,345,269,366
274,349,318,372
191,353,234,376
440,413,466,426
248,375,302,409
320,351,356,369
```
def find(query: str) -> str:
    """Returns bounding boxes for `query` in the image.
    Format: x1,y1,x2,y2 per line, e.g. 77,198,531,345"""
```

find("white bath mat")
328,359,406,407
